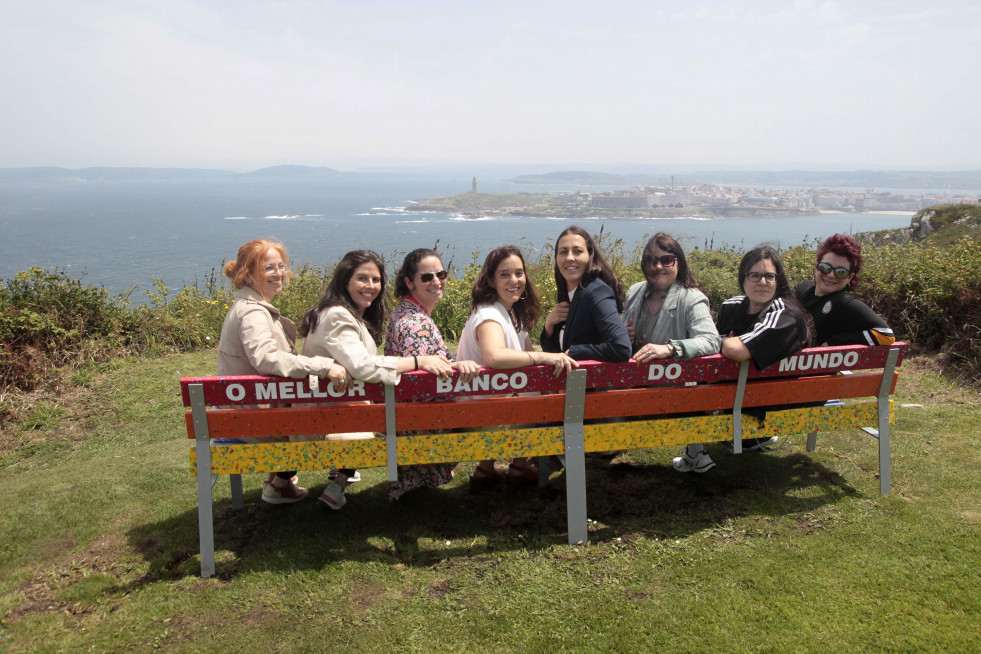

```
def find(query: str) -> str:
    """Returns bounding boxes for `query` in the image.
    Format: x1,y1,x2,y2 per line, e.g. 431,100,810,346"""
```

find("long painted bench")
181,342,905,578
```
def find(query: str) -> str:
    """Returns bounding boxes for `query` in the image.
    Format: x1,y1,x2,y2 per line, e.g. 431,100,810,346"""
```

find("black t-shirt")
794,280,895,346
716,295,809,370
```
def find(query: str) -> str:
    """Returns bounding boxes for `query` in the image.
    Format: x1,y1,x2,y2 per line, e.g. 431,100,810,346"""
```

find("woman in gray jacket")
218,239,348,505
622,233,721,363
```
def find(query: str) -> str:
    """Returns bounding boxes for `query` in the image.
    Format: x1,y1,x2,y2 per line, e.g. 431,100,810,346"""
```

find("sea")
0,175,917,302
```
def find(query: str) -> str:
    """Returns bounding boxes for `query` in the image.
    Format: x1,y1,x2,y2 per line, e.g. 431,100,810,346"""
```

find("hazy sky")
2,0,979,170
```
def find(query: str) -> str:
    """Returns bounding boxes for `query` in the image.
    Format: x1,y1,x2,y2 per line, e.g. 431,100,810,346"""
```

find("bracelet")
414,355,419,370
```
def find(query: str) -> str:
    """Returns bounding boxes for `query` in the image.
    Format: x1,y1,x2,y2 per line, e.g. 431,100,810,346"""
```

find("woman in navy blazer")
540,226,632,362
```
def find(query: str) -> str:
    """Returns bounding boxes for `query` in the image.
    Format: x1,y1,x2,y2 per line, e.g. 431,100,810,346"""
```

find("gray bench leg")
806,430,818,452
876,347,899,496
564,370,588,545
189,384,216,579
230,474,244,510
196,457,215,579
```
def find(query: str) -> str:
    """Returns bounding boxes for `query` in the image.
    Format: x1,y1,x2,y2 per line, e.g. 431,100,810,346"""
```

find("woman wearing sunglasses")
540,226,631,363
384,248,480,501
673,245,813,474
299,250,458,510
623,233,721,364
793,234,895,346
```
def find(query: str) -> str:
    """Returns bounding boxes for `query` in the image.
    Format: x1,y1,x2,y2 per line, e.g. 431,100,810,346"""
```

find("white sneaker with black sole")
672,450,716,473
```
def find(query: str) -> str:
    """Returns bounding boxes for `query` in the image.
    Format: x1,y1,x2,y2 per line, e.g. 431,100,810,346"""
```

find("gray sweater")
621,281,722,359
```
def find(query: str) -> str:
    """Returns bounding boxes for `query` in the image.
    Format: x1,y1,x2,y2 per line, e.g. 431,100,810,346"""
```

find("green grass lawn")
1,351,979,652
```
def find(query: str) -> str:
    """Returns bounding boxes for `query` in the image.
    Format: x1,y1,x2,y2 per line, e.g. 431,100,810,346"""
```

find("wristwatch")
668,340,684,358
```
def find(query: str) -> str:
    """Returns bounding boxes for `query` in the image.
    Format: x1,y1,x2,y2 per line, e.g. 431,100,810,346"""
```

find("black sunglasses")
816,261,851,279
643,254,678,268
418,270,448,283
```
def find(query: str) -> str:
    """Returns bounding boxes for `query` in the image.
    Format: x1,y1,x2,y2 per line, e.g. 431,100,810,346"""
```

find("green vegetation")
3,225,981,403
0,350,978,651
1,222,980,650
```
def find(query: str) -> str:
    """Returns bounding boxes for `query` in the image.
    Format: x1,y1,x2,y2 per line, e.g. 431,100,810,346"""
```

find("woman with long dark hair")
540,226,631,362
456,245,578,489
300,250,455,510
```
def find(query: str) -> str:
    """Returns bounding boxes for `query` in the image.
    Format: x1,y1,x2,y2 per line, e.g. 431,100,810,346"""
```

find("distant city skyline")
2,1,979,170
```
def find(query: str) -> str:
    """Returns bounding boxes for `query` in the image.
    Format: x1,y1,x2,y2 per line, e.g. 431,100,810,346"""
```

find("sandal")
506,462,539,490
469,465,505,492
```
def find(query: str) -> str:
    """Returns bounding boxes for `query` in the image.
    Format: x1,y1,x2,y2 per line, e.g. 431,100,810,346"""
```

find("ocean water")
1,175,915,301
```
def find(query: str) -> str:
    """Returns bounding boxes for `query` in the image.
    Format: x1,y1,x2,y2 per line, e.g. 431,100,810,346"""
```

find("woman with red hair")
218,238,348,504
793,234,894,346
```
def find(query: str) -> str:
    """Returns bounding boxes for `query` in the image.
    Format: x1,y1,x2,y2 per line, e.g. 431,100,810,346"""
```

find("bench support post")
876,347,900,496
731,360,750,454
805,431,818,452
230,475,243,510
385,384,398,483
189,384,216,579
563,369,588,545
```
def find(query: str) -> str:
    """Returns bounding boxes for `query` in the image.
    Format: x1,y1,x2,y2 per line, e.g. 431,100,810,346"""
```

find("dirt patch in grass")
350,581,389,610
0,375,116,462
5,528,139,625
428,579,452,599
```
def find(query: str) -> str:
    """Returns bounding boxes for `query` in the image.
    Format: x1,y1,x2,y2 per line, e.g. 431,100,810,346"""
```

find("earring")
519,291,528,300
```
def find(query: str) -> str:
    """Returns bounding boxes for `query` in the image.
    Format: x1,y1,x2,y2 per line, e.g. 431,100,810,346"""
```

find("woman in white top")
217,238,348,505
300,250,462,510
457,245,578,490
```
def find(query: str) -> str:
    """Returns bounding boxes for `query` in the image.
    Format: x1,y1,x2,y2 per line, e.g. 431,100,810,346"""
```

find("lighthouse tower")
472,176,477,193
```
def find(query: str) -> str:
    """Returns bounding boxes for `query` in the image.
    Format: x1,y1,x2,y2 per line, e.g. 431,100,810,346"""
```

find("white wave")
223,216,250,220
263,213,323,220
371,205,414,213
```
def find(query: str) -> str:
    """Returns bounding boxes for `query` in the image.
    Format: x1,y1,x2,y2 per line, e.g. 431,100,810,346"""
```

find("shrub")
4,235,980,399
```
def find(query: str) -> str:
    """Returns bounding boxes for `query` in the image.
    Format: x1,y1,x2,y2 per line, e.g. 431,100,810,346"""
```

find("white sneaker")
672,450,716,473
318,482,347,510
261,480,308,504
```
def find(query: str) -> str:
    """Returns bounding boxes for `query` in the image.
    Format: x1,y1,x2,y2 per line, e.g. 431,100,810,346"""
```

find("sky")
2,0,979,171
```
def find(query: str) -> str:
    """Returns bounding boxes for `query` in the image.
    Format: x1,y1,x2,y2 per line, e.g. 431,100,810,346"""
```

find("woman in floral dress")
384,248,479,500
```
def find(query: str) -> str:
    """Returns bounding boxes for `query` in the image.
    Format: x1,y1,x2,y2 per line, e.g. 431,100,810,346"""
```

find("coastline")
820,209,915,215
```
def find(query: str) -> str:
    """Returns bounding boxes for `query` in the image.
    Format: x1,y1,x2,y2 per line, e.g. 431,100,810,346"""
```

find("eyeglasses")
746,272,777,283
263,263,287,273
418,270,448,283
816,261,851,279
643,254,678,268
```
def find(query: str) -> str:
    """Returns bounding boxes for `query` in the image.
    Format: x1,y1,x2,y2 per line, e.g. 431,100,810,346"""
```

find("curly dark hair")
470,245,542,333
393,248,441,299
552,226,626,312
816,233,864,290
300,250,388,341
